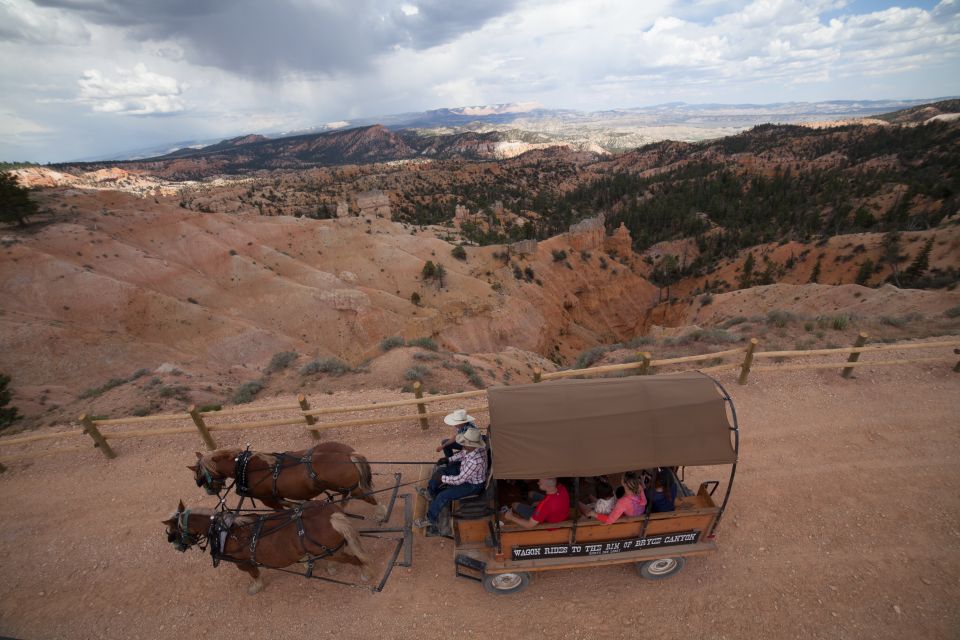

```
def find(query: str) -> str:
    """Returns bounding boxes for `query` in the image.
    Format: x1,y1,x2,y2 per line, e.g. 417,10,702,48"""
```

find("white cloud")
76,63,185,115
0,0,89,44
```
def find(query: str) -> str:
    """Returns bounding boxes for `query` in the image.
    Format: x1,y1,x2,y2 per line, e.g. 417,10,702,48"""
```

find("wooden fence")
0,337,957,471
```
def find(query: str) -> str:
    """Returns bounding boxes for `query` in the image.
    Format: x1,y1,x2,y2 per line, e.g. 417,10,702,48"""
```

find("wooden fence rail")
1,335,957,468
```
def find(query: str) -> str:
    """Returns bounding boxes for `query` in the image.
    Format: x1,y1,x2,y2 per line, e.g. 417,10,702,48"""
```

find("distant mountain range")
78,98,956,163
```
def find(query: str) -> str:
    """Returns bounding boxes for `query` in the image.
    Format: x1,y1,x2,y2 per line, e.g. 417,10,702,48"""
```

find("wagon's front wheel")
636,557,686,580
483,572,530,595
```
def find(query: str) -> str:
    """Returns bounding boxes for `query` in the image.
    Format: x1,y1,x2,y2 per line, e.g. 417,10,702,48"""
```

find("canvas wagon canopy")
487,372,736,479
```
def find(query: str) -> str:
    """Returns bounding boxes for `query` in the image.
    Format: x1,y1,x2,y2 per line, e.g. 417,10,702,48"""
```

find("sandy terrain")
1,362,958,640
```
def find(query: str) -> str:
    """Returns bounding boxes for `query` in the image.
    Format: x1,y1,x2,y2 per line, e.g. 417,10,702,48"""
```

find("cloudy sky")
1,0,958,162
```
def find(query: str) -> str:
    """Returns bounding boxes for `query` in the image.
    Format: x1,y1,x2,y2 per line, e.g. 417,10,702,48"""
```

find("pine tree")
881,231,904,287
855,258,875,286
809,256,822,284
903,238,933,287
0,373,21,429
738,253,755,289
0,172,37,226
421,260,436,280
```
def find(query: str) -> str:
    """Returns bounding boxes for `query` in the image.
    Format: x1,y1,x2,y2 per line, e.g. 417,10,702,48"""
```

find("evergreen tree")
434,263,447,289
738,253,755,289
855,258,875,286
0,172,37,226
903,238,933,287
809,256,822,284
421,260,436,280
881,231,904,287
0,373,20,429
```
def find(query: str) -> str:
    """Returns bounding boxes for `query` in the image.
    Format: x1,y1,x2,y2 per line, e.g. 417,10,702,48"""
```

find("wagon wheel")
482,571,530,595
635,557,686,580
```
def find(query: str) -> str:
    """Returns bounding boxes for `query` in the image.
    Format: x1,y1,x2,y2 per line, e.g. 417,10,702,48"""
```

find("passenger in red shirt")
504,478,570,528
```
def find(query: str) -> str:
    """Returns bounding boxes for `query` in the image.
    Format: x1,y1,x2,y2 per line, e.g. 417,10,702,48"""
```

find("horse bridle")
168,508,208,552
196,465,226,495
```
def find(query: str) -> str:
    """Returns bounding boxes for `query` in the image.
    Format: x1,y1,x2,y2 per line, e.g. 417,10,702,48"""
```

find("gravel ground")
1,364,959,640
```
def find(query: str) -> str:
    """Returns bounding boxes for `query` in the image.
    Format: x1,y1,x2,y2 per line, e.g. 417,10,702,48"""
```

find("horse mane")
252,452,277,467
200,448,241,474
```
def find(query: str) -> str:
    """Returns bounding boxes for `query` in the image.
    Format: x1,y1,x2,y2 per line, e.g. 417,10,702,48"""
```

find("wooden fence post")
413,382,429,431
79,414,116,459
299,395,321,440
841,332,869,379
738,339,758,385
533,367,542,383
638,352,652,376
188,405,217,450
952,348,959,373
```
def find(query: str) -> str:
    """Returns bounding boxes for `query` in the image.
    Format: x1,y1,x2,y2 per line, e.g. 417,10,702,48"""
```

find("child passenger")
592,475,647,524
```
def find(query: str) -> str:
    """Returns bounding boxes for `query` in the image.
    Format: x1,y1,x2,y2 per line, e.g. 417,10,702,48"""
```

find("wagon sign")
510,530,701,561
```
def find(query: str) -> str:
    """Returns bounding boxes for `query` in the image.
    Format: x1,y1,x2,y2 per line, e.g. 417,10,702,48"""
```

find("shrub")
198,403,222,412
421,260,436,279
455,361,485,388
574,346,607,369
0,373,20,429
830,315,850,331
700,293,714,306
158,385,190,401
404,365,430,381
79,376,129,399
722,316,749,328
131,406,152,417
451,245,467,261
766,310,795,328
407,336,438,351
945,304,960,318
300,358,351,376
410,292,421,306
523,266,535,282
265,351,298,374
380,336,405,352
412,352,440,361
231,380,264,404
625,335,654,348
551,249,568,262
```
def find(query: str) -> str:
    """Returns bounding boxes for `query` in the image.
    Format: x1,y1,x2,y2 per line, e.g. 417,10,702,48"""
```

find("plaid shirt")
441,447,487,486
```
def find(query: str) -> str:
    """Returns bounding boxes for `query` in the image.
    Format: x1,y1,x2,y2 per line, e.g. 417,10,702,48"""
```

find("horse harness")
206,505,345,576
233,446,361,500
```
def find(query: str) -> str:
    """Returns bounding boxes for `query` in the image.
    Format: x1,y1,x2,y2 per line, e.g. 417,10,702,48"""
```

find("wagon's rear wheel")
482,571,530,595
636,557,686,580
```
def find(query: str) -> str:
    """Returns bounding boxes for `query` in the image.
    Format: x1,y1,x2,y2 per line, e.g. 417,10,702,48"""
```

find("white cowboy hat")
444,409,476,426
455,427,483,448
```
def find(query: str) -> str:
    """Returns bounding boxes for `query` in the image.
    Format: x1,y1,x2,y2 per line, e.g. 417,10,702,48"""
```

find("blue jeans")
427,479,484,524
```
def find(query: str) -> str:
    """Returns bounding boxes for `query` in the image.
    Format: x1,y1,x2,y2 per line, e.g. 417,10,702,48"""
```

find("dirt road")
1,365,958,640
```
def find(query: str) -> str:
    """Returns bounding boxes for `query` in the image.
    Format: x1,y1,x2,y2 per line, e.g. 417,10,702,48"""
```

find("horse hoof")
360,570,372,583
326,565,338,576
374,505,388,522
247,580,264,595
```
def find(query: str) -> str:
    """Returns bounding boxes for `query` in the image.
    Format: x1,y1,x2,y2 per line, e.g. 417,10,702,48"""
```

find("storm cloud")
33,0,520,77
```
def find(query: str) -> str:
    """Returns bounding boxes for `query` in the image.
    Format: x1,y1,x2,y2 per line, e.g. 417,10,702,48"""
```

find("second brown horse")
190,442,387,520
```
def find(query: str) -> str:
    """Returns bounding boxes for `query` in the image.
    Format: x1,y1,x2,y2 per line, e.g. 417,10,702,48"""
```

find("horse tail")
350,453,373,493
329,512,372,568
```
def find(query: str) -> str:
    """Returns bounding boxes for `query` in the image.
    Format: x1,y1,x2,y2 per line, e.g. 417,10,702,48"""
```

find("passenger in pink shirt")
593,475,647,524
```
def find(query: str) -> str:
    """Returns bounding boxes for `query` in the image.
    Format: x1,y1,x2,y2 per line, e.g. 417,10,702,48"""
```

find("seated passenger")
577,478,616,517
503,478,570,529
414,427,487,533
646,468,675,513
593,475,647,524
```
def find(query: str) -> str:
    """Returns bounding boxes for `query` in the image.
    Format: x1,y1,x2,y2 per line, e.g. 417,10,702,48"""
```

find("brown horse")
164,499,374,595
189,442,387,520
